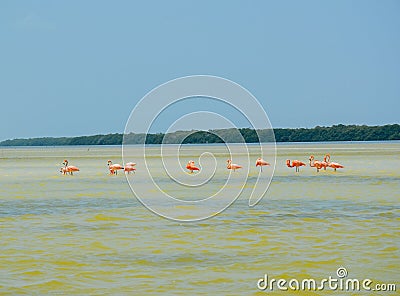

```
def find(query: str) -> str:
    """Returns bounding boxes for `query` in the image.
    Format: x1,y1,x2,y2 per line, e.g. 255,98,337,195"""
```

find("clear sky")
1,0,399,140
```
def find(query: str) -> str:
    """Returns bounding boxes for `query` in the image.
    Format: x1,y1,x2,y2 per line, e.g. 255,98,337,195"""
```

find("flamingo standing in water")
256,157,270,172
124,166,136,174
124,162,136,174
107,160,124,175
286,159,306,172
309,155,324,172
60,159,80,175
324,154,344,171
227,159,242,172
320,157,328,170
186,160,200,173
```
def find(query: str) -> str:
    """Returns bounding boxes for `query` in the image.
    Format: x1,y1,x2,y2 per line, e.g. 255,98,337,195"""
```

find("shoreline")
0,139,399,149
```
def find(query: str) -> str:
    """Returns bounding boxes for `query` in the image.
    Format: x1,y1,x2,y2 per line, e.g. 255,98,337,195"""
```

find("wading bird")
320,158,328,170
107,160,124,175
124,162,136,174
60,159,80,175
256,157,270,172
227,159,242,172
309,155,324,172
124,165,136,174
286,159,306,172
324,154,344,171
186,160,200,173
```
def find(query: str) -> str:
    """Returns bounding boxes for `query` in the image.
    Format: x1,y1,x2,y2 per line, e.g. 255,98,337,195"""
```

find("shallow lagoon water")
0,142,399,295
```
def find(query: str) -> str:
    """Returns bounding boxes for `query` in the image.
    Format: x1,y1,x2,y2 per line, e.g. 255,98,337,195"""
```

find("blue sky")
0,0,399,140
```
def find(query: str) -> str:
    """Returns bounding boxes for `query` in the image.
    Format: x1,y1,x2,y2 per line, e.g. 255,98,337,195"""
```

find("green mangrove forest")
1,124,399,146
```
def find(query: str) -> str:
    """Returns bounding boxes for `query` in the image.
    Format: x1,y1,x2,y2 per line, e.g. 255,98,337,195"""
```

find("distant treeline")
1,124,399,146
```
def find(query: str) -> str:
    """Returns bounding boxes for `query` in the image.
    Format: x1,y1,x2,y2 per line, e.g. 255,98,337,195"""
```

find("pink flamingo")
320,158,328,170
124,162,136,174
124,166,136,174
107,160,124,175
186,160,200,173
309,155,324,172
60,167,69,175
60,159,80,175
255,157,270,172
286,159,306,172
324,154,344,171
227,159,242,172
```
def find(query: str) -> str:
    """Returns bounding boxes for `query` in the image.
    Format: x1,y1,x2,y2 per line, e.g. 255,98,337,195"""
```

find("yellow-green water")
0,143,399,295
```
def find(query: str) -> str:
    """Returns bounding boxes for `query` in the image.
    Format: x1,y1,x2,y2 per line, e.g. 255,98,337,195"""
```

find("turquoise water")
0,142,399,295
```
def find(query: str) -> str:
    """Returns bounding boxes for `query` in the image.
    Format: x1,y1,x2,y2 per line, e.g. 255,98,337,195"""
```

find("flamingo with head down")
107,160,124,175
124,162,136,174
186,160,200,173
256,157,270,172
324,154,344,171
124,166,136,174
227,159,242,172
60,159,80,175
286,159,306,172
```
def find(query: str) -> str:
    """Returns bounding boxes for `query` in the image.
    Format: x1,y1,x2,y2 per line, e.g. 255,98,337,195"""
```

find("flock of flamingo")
60,154,344,176
286,154,344,172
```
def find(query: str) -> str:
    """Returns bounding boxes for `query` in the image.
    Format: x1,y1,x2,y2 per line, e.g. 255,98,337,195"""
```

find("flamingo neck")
325,155,330,163
309,159,314,167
